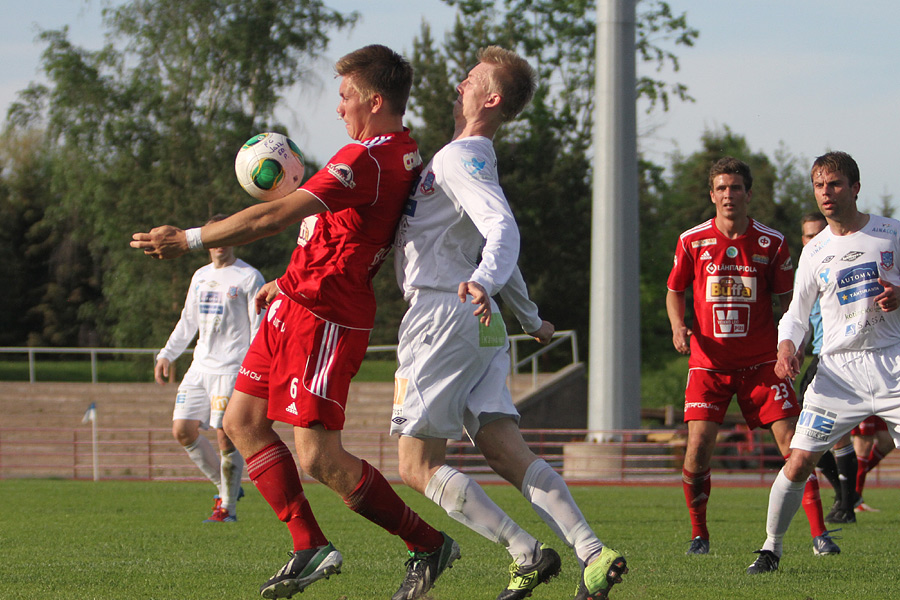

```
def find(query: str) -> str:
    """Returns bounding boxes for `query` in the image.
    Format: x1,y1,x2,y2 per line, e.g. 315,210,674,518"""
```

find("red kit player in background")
666,157,838,558
131,45,458,600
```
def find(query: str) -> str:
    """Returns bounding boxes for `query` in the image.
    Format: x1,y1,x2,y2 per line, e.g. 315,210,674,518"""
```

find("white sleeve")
157,281,199,362
437,144,520,296
246,270,265,339
778,248,816,350
498,265,543,333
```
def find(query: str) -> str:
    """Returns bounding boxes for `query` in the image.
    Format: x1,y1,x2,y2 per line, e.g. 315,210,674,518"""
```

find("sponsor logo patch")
796,405,837,441
711,303,751,337
840,251,864,262
326,163,356,188
691,238,717,248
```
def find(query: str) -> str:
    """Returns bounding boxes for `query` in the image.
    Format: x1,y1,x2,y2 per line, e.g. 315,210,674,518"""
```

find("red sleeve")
301,143,379,212
667,235,693,292
770,237,794,295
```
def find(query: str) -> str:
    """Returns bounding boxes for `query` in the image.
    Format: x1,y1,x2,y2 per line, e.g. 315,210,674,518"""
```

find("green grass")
1,479,897,599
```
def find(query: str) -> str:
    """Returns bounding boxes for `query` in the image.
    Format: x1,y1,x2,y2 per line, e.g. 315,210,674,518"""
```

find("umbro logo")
286,402,298,415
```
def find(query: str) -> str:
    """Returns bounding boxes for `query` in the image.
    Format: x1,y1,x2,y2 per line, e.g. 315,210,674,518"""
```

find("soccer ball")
234,132,305,201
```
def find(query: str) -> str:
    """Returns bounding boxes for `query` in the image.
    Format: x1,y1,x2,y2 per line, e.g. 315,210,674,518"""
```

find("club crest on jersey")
726,246,738,258
227,286,238,299
758,236,771,248
327,163,356,188
881,251,894,270
462,156,491,181
419,171,436,195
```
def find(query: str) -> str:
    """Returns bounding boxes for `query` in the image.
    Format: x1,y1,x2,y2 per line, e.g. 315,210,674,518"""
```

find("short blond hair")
477,46,536,121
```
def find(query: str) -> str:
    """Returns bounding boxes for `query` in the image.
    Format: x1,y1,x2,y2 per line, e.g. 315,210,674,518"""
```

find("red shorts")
235,294,370,430
684,363,799,429
852,415,888,437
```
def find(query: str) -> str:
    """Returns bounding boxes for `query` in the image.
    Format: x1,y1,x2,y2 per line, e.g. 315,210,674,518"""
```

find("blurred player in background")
852,416,893,512
392,46,626,600
747,151,900,574
667,157,836,558
796,212,859,525
133,45,457,600
155,214,263,522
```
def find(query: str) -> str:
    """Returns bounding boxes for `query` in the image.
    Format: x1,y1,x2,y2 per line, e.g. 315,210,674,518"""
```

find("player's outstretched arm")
130,190,326,260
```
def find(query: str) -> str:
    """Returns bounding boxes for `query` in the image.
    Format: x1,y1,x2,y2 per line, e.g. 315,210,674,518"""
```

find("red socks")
801,472,826,537
344,460,444,553
246,441,327,551
682,468,711,540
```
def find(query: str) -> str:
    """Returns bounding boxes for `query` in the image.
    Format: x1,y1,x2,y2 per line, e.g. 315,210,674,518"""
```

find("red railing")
4,425,898,486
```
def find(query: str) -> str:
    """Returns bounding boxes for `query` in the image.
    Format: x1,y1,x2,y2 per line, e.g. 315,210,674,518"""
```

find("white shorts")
391,290,519,441
792,344,900,452
172,368,238,430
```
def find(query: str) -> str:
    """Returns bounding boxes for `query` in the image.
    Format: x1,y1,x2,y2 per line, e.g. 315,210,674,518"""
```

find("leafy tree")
5,0,355,347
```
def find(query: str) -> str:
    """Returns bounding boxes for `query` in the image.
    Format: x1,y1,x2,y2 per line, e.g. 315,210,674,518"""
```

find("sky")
3,1,899,210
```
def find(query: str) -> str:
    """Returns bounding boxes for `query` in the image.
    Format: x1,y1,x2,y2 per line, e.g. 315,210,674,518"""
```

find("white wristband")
185,227,204,250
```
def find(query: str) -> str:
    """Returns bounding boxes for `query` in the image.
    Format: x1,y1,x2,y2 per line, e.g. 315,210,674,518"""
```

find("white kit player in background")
747,151,900,574
155,214,265,523
392,46,627,600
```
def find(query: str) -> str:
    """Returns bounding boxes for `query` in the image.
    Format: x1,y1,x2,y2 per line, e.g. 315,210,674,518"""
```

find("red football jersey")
276,129,422,329
667,218,794,370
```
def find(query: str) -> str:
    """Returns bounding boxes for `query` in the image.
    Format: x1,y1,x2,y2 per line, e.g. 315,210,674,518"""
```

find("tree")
5,0,355,347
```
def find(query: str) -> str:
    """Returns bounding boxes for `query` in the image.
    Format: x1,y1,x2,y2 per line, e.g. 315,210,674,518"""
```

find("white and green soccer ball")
234,132,305,201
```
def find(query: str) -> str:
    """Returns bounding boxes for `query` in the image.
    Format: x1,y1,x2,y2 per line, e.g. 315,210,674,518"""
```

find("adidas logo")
782,400,793,410
700,250,712,260
286,402,298,415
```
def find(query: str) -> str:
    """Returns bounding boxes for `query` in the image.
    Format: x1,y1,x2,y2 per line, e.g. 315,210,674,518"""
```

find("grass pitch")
1,479,897,599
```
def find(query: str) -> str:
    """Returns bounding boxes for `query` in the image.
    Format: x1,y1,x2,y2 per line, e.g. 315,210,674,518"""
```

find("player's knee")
172,422,197,446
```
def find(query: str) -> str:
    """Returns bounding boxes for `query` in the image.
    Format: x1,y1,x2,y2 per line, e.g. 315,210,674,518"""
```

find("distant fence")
4,424,899,485
0,331,578,385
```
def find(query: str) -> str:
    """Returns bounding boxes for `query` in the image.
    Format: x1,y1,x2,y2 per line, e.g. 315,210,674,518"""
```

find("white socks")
762,469,807,556
425,465,538,565
184,435,221,488
521,459,604,564
219,447,245,513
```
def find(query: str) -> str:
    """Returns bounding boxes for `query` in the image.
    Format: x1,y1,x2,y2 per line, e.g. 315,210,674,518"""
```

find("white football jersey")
157,259,265,374
779,215,900,355
394,136,541,332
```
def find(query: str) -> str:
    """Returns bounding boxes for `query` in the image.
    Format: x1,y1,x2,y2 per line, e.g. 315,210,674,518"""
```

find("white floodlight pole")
588,0,641,440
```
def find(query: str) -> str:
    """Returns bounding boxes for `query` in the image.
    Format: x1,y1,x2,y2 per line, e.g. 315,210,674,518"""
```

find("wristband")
185,227,204,250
